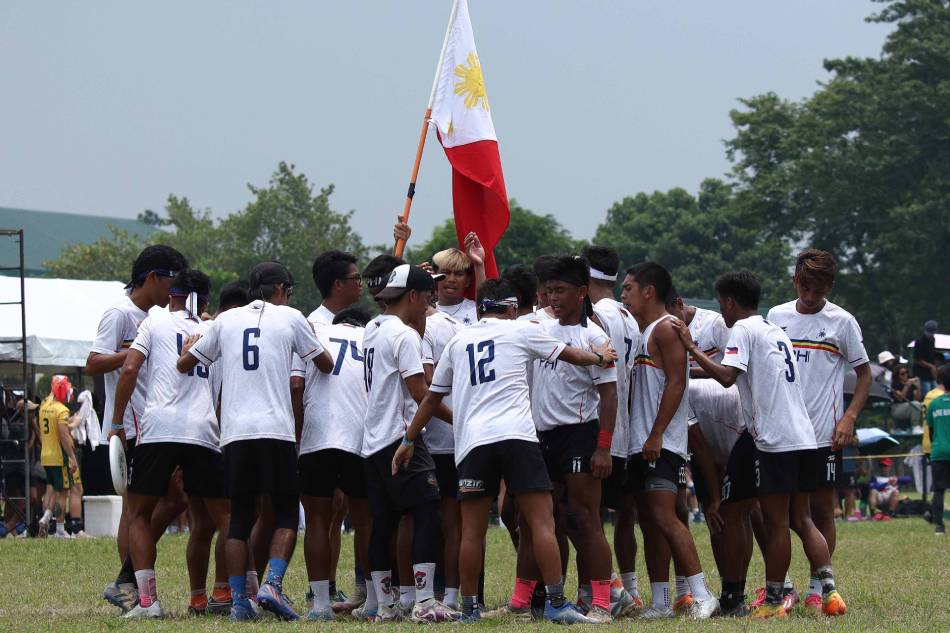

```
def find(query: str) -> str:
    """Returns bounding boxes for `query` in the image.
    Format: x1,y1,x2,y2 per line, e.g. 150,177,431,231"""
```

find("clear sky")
0,1,892,247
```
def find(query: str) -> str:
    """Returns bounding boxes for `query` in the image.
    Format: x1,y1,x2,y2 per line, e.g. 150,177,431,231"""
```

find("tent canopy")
0,277,128,367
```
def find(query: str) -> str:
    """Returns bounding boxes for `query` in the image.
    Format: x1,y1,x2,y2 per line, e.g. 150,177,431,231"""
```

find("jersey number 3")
776,341,795,382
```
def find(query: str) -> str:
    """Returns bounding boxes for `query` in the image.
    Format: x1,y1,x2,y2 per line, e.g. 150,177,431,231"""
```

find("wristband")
401,436,414,447
111,423,124,431
597,430,613,449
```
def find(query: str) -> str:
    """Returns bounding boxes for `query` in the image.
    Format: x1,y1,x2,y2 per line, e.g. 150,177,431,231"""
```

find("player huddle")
84,236,870,623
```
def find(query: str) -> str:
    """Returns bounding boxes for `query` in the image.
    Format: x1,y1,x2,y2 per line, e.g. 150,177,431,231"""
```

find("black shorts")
224,439,299,498
129,442,225,498
932,460,950,490
754,447,818,496
721,431,756,505
815,447,843,488
298,449,367,499
601,456,628,510
456,439,551,501
364,438,440,513
692,463,722,507
627,450,688,492
538,420,598,484
432,453,459,499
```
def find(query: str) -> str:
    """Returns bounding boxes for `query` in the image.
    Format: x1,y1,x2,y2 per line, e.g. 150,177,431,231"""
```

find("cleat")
305,589,314,611
610,586,641,618
123,600,165,619
673,593,694,614
230,597,259,621
803,593,823,615
750,587,766,608
460,608,482,623
37,521,49,539
188,600,207,616
574,597,591,615
207,596,232,615
936,525,946,535
482,602,533,621
305,607,336,621
351,603,378,621
103,582,139,613
585,605,612,623
782,588,800,613
373,603,402,623
330,589,349,606
688,596,718,619
332,585,366,613
256,583,299,621
639,605,674,619
544,600,596,624
719,602,750,617
822,591,847,617
750,602,787,619
410,598,462,623
394,601,414,620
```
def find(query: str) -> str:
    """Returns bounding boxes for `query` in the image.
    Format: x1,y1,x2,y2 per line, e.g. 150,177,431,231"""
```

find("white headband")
589,267,617,282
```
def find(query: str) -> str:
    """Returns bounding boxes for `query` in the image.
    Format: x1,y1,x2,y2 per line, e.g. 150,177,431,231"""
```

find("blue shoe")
460,609,482,623
305,607,335,622
230,597,259,621
257,583,299,621
544,600,596,624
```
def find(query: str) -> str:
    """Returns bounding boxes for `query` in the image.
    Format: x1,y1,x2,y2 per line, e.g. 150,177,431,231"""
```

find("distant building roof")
0,207,154,277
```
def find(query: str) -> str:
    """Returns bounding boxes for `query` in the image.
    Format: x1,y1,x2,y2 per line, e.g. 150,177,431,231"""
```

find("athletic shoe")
332,585,366,613
688,596,718,619
639,605,674,619
460,608,482,623
718,601,750,617
585,605,612,624
410,598,462,623
610,586,641,618
803,592,823,615
123,600,165,619
351,603,378,622
230,598,259,621
575,597,591,615
188,599,208,616
330,589,349,606
936,525,946,535
257,582,299,621
822,591,847,617
37,520,48,539
782,588,801,613
394,601,414,620
74,530,92,539
543,600,596,624
373,603,402,623
207,596,232,615
305,607,335,621
673,593,694,614
749,587,766,608
750,602,787,619
304,589,314,611
481,602,533,621
52,530,72,539
103,582,139,613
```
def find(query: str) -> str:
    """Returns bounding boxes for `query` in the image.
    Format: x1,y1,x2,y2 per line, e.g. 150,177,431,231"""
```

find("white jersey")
688,307,729,367
430,318,566,464
766,300,869,448
531,319,616,431
517,307,556,323
189,300,324,446
307,304,335,327
361,315,424,457
436,298,478,327
688,379,743,467
299,323,366,456
130,308,219,451
421,311,463,455
90,295,152,441
593,298,639,458
629,315,690,459
721,315,817,453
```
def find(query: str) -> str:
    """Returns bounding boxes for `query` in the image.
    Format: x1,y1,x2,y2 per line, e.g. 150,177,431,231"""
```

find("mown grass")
0,518,947,632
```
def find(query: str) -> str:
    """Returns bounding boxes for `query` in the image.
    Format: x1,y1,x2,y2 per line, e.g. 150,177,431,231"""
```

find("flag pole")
394,0,459,258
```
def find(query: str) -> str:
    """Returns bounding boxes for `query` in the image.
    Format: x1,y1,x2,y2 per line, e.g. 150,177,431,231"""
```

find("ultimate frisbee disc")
109,435,128,495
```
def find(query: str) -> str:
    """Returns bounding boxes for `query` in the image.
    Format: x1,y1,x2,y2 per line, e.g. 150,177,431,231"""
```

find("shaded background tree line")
46,0,948,355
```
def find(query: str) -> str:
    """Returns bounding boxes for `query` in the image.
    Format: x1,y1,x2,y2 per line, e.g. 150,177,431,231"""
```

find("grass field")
1,519,947,632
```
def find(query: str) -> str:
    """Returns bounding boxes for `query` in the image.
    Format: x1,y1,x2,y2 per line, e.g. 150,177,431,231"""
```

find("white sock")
650,582,670,610
444,587,459,606
413,563,436,604
56,523,66,536
399,585,415,608
372,571,394,608
246,570,259,596
578,584,593,605
675,575,689,599
134,569,157,607
621,571,639,597
364,577,378,610
309,580,330,611
784,573,795,590
40,509,52,524
808,576,821,596
686,573,712,601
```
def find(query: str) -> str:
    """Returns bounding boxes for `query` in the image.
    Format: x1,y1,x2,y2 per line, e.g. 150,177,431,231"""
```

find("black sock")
116,555,135,585
329,580,336,595
462,595,478,616
546,583,565,609
531,583,547,611
720,580,746,610
477,569,485,606
765,582,784,606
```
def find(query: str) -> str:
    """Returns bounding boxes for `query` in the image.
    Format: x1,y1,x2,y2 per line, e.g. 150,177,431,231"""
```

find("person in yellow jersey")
37,375,80,538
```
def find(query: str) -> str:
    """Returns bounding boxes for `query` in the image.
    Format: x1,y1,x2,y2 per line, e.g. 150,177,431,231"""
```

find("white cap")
878,351,896,364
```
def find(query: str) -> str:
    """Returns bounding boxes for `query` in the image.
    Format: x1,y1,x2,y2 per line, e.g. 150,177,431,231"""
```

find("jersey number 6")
243,328,261,371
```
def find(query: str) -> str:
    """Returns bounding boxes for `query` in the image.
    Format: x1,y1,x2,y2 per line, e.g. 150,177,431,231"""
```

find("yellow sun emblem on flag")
454,51,489,111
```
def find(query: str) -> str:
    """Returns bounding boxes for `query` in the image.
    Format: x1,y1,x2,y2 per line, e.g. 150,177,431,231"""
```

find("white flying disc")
109,435,128,495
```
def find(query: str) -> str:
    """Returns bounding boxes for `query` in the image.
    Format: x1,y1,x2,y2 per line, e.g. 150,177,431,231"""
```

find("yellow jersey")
39,396,70,467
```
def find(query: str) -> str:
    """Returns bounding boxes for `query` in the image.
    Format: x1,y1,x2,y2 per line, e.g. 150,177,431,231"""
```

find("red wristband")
597,430,613,449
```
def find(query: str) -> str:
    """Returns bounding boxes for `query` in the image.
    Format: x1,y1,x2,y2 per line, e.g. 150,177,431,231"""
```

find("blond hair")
432,248,472,273
795,248,837,285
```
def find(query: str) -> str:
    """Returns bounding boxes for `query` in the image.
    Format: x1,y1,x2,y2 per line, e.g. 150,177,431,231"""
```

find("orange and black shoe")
750,602,787,620
822,591,847,617
188,595,209,616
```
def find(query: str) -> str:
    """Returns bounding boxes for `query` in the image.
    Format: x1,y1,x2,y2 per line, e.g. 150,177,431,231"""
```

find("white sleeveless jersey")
299,323,367,457
130,308,219,451
421,311,463,455
628,315,690,459
688,379,743,467
766,300,869,448
688,307,729,367
593,298,639,458
721,315,817,453
189,300,325,446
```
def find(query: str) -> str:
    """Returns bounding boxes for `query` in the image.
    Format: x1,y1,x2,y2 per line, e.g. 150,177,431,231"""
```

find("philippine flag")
725,347,739,355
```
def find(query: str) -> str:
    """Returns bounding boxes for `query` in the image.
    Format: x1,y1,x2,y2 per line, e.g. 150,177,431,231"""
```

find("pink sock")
592,579,611,611
511,578,537,609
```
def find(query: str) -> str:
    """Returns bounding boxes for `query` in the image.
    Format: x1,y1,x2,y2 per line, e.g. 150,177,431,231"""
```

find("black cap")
376,264,444,300
248,261,294,292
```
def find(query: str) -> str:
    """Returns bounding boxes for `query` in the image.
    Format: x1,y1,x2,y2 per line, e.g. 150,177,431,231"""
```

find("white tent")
907,333,950,352
0,277,128,367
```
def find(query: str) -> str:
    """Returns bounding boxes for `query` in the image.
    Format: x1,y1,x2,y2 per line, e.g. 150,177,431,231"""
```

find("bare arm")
312,349,334,374
557,338,618,368
291,376,305,444
177,333,202,374
111,349,146,445
591,381,617,479
405,373,452,423
671,320,740,388
392,390,447,474
464,232,487,288
833,363,871,450
84,350,127,376
642,321,689,461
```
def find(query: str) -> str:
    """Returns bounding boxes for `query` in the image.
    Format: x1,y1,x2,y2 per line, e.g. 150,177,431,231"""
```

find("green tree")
726,0,950,352
44,225,146,282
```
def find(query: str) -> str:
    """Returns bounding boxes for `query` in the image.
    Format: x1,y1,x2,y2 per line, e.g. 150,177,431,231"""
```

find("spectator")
868,458,901,520
925,365,950,535
838,435,861,521
890,366,923,431
914,320,940,394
